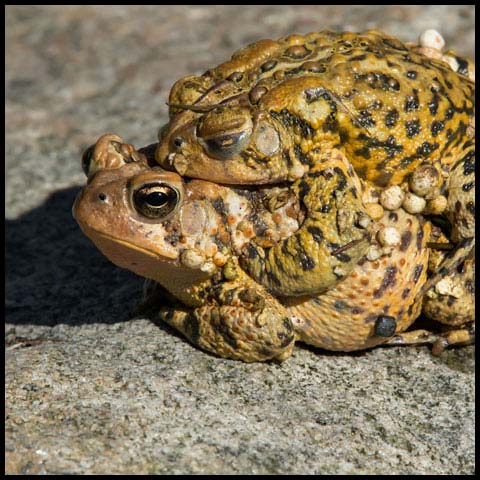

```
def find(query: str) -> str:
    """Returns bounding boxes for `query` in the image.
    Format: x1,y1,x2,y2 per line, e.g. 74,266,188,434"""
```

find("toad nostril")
98,192,107,201
173,137,184,148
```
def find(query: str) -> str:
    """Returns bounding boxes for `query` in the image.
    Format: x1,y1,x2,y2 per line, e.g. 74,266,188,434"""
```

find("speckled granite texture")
6,5,475,474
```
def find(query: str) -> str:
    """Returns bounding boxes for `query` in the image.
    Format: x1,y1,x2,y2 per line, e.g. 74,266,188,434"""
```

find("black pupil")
146,191,168,207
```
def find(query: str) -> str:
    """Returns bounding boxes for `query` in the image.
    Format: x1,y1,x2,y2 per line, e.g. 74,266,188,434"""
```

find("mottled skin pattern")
155,30,475,302
286,209,430,351
74,136,473,360
74,157,298,362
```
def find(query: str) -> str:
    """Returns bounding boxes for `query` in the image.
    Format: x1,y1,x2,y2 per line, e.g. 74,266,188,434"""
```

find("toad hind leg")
384,324,475,355
416,143,475,302
158,303,296,362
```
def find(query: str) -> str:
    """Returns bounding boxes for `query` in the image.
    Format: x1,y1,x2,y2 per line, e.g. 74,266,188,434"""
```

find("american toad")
155,30,475,304
73,135,473,360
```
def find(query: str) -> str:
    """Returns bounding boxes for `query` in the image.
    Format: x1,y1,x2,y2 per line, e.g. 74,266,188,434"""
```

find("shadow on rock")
6,186,144,326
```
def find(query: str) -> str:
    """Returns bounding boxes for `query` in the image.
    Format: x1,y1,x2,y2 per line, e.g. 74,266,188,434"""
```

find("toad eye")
197,107,253,160
132,182,181,219
81,145,95,176
201,130,251,160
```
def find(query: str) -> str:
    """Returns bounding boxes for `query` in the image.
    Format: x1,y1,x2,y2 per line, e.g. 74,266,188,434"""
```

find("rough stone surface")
6,5,475,475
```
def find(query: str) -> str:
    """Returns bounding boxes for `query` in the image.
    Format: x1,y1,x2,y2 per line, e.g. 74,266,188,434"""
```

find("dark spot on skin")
351,307,364,315
354,144,371,160
323,112,339,133
349,54,367,62
308,170,324,178
388,212,398,222
349,186,358,198
446,296,456,307
400,230,412,252
265,268,282,287
283,149,293,168
416,228,424,250
405,119,421,138
271,109,314,138
355,133,403,166
238,288,263,306
370,100,383,110
317,203,332,213
401,287,411,299
385,109,399,128
224,288,236,305
298,178,311,197
416,141,438,157
466,201,475,215
455,200,462,212
429,94,439,115
358,110,376,128
355,71,400,91
294,145,311,165
322,169,334,180
164,229,181,246
333,167,347,191
373,266,397,298
462,150,475,175
462,182,474,192
211,197,227,216
374,315,397,337
339,128,350,143
304,86,331,103
406,70,417,79
404,93,419,112
246,243,259,260
413,264,423,283
374,170,393,188
335,252,351,263
355,165,367,179
382,37,408,51
430,120,445,137
334,300,348,311
277,332,295,348
283,317,293,333
258,347,274,358
299,250,316,271
307,225,324,243
183,314,200,345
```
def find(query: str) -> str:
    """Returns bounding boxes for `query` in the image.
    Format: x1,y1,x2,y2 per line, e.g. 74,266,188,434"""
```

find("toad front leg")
240,151,371,296
158,270,297,362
